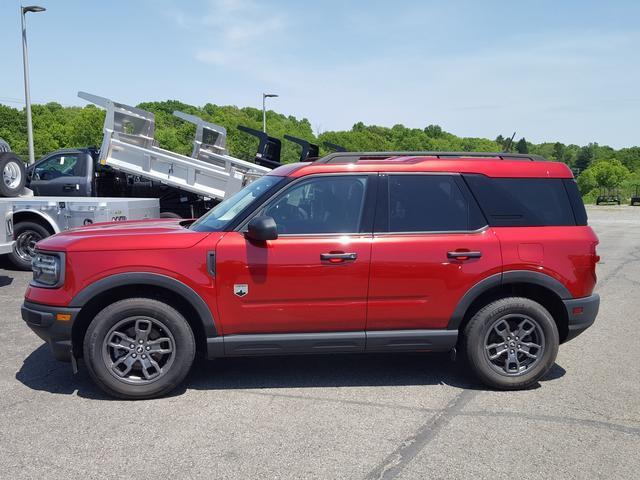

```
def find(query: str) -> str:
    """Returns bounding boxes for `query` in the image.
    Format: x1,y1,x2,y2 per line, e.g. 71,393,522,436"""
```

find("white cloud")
168,0,287,62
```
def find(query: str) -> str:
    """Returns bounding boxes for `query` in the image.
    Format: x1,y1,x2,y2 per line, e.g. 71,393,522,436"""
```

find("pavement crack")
459,409,640,436
240,389,640,437
363,389,477,480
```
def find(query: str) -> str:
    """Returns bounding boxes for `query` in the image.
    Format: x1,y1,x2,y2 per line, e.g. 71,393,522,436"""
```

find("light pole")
262,93,278,133
21,5,46,165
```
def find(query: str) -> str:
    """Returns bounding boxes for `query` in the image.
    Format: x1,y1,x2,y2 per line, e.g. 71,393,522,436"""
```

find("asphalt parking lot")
0,206,638,479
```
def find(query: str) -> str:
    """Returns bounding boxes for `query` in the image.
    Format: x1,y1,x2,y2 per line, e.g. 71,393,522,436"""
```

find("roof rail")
315,151,547,164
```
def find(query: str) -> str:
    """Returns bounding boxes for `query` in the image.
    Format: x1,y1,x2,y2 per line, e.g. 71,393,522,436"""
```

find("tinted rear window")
563,179,588,226
463,175,577,226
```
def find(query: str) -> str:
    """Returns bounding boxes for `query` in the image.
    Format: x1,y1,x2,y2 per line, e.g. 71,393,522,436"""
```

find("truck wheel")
83,298,196,400
160,211,182,219
8,221,50,270
0,152,26,197
463,297,559,390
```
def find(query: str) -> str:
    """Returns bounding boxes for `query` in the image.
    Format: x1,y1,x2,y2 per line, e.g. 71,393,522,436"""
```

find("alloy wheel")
483,314,545,376
102,316,176,385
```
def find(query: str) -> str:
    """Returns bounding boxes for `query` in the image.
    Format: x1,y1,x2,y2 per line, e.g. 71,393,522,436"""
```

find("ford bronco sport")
22,151,600,399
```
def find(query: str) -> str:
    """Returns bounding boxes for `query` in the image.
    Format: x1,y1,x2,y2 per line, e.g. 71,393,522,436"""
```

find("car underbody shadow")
0,275,13,287
16,344,566,400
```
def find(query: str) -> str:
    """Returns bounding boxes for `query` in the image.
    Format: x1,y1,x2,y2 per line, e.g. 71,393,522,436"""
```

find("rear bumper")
21,301,80,362
562,293,600,343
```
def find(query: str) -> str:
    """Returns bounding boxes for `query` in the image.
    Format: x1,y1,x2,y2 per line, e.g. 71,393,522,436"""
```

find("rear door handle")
63,184,77,191
320,252,357,263
447,251,482,260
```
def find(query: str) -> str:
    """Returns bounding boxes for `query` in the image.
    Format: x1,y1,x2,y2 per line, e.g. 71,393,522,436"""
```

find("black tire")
160,211,182,219
463,297,559,390
8,220,50,270
83,298,196,400
0,152,26,197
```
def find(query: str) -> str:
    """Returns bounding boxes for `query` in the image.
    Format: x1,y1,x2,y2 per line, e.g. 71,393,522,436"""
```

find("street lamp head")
263,93,279,98
22,5,46,14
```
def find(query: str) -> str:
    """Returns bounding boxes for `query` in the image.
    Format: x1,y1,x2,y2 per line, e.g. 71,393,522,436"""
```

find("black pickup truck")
24,130,326,218
26,147,210,218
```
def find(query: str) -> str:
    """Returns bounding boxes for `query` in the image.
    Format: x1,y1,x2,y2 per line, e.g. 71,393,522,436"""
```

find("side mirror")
246,216,278,242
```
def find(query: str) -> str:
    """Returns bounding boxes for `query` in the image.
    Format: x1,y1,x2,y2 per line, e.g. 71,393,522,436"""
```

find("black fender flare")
448,270,572,330
69,272,217,337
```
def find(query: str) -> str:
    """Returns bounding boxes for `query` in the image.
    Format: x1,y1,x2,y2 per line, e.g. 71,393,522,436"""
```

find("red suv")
22,152,600,399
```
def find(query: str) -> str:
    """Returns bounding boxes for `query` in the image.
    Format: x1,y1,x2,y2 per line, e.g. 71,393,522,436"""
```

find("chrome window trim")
374,225,490,236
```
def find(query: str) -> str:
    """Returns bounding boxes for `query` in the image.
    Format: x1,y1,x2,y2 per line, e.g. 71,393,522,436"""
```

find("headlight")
31,251,64,288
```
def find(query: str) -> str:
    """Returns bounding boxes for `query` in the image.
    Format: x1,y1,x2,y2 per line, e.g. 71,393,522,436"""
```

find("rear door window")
382,174,486,232
463,175,577,226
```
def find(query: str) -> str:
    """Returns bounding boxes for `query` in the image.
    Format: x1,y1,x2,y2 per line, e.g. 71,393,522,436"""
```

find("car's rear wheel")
83,298,195,399
463,297,559,390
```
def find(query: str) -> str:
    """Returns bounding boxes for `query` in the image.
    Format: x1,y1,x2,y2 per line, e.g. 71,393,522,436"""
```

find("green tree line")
1,101,639,202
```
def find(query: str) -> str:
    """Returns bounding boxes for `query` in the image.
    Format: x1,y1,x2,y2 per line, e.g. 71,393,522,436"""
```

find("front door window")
34,154,82,181
261,176,368,234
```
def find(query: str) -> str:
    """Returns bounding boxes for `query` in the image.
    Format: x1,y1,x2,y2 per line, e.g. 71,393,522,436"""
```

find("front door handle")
447,251,482,260
320,252,357,263
63,184,77,191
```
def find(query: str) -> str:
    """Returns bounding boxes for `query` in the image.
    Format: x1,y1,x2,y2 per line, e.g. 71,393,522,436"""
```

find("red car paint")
24,155,599,358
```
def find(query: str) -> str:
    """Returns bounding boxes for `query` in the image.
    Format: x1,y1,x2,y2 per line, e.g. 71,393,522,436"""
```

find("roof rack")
315,151,547,164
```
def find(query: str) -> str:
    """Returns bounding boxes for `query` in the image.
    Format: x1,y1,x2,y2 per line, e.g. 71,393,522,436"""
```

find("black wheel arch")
449,270,572,342
70,273,217,358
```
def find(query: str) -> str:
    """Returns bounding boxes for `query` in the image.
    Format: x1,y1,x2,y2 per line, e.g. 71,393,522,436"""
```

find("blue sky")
1,0,639,148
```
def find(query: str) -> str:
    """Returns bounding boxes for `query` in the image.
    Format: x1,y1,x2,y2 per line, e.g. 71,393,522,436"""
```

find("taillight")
591,241,599,282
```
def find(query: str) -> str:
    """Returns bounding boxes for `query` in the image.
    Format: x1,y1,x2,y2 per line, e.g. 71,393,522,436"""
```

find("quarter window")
463,175,577,226
261,176,368,234
386,175,484,232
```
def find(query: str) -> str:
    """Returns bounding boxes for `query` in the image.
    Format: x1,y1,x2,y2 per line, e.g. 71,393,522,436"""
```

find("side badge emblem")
234,284,248,297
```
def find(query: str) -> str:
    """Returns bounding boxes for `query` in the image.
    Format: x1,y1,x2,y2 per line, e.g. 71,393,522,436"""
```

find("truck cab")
27,148,96,197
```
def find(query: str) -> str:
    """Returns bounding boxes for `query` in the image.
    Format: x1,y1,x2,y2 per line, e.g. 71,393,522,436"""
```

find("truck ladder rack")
78,92,270,201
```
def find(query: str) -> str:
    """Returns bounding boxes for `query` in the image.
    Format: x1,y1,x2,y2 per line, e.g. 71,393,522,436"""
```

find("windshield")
190,175,284,231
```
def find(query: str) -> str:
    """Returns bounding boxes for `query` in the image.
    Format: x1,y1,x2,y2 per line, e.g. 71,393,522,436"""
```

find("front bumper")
562,293,600,342
21,301,80,362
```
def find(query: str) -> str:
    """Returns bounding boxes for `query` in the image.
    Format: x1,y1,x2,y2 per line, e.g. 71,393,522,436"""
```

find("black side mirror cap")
246,216,278,242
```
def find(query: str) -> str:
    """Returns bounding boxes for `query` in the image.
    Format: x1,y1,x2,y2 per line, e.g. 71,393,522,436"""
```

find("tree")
553,142,566,163
590,159,629,189
516,137,528,154
0,100,638,175
578,159,629,196
424,124,443,138
574,143,596,172
577,169,597,195
616,147,640,173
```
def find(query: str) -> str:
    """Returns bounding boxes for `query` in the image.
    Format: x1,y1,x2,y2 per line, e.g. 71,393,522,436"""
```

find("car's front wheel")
83,298,195,399
463,297,559,390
